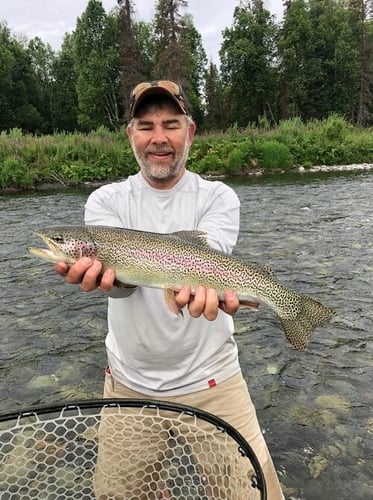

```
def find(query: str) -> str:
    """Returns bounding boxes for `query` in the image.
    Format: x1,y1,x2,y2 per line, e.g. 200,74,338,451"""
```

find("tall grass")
0,127,137,189
1,116,372,190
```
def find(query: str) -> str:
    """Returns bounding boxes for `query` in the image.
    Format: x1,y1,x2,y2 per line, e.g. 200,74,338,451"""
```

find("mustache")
145,146,174,154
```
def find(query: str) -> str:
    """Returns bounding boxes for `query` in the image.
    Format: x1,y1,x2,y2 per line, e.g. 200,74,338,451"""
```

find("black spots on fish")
53,235,96,260
38,227,98,261
68,240,97,259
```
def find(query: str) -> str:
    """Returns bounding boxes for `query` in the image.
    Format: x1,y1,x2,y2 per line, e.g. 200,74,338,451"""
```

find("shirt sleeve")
197,182,240,255
84,185,135,298
84,185,124,227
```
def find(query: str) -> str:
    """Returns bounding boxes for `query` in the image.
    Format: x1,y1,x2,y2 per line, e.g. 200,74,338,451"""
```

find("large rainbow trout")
28,225,335,351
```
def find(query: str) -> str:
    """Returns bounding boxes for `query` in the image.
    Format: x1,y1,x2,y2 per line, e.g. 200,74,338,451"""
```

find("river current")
0,170,372,499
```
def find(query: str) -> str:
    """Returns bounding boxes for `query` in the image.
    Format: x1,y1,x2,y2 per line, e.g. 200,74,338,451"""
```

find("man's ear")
188,120,196,144
126,124,133,143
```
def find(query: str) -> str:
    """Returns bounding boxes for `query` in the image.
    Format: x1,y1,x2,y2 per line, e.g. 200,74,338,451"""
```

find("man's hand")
175,286,239,321
54,258,115,292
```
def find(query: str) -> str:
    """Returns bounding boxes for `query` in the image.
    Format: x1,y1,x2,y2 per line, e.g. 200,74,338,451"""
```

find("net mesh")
0,401,263,500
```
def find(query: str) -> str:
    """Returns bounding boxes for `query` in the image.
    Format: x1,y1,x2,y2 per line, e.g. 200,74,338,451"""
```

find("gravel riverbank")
297,163,373,173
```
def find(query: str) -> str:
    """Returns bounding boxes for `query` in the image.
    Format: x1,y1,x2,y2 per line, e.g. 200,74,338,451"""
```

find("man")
55,80,284,499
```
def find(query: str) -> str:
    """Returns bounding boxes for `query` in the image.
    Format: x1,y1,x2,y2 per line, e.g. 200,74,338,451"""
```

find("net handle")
0,398,267,499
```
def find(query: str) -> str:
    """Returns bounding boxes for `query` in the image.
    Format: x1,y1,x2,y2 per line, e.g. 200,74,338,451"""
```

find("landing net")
0,399,266,499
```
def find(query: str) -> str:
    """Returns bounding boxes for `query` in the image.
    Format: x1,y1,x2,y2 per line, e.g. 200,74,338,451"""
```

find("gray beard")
133,140,190,185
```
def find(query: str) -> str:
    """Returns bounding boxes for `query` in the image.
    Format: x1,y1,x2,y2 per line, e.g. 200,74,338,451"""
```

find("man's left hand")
175,286,239,321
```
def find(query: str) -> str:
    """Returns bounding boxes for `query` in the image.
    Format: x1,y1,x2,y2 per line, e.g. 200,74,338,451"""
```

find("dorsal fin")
171,230,209,247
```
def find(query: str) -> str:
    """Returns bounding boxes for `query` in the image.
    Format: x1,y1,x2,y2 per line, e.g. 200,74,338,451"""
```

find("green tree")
118,0,149,122
149,1,207,125
277,0,311,117
0,23,16,130
204,61,224,130
179,13,207,125
279,0,360,121
27,37,56,132
152,0,190,81
361,17,373,124
220,0,279,126
74,0,121,129
0,23,43,132
12,44,44,132
133,20,156,79
349,0,373,125
51,34,79,131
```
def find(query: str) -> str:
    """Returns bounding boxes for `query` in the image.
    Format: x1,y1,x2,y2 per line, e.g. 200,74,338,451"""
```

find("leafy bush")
193,152,225,174
321,114,352,142
256,140,294,169
226,140,254,174
0,157,36,188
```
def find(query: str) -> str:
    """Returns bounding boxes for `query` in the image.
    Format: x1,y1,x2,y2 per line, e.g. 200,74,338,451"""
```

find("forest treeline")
1,0,373,134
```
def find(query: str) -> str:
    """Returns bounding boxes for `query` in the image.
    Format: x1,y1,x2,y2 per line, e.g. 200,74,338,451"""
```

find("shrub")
193,153,225,175
320,114,352,142
0,157,36,188
226,140,254,174
256,140,294,169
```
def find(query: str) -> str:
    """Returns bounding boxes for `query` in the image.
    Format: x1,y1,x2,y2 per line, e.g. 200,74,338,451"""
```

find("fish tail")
279,296,335,351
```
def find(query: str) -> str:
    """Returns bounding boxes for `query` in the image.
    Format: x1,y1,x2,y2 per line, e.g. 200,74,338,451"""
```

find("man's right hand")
54,258,116,292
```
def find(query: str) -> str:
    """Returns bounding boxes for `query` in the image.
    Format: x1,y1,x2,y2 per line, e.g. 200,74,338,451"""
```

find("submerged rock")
308,454,329,478
290,404,337,427
315,394,351,412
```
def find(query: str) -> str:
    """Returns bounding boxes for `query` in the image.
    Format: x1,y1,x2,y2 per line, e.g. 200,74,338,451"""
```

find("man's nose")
150,126,168,143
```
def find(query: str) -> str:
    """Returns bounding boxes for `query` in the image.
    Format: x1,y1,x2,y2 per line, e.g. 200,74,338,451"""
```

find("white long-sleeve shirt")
85,170,242,396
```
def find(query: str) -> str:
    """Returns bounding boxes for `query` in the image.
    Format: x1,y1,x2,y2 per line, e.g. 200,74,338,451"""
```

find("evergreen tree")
277,0,311,117
132,20,156,79
204,61,224,130
279,0,360,121
51,34,79,131
27,37,55,132
349,0,373,125
0,23,43,132
0,23,17,130
150,1,206,125
118,0,148,122
74,0,121,129
220,0,279,127
179,13,207,125
153,0,189,81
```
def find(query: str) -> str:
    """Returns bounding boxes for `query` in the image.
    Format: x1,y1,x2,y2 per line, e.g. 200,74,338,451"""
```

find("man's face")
127,103,196,188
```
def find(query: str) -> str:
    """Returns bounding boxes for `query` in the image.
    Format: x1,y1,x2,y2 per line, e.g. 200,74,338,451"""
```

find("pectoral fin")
164,288,183,316
239,299,260,310
114,280,137,289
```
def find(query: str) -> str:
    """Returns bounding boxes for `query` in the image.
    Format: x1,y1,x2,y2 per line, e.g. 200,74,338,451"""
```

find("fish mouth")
27,232,70,263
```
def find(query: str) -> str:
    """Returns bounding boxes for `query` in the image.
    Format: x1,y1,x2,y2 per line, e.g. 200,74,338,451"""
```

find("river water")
0,171,372,499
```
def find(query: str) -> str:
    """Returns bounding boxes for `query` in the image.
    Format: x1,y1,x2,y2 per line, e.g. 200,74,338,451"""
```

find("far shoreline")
1,163,372,195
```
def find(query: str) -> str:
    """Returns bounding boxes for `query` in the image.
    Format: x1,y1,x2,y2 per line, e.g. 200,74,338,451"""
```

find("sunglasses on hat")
129,80,188,117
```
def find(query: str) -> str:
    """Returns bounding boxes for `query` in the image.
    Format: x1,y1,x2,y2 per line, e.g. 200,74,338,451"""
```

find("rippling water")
1,171,372,499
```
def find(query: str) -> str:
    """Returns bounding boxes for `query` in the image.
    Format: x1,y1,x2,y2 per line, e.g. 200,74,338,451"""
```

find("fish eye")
53,235,64,243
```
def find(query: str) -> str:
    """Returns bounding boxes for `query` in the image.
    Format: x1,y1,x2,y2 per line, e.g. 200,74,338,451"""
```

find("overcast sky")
1,0,283,64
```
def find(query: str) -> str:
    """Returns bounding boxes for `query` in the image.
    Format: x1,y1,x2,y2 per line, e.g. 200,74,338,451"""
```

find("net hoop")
0,399,267,499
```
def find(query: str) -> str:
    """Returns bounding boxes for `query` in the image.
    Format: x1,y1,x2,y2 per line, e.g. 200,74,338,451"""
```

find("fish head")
28,226,97,264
